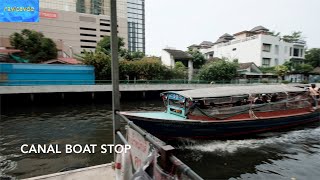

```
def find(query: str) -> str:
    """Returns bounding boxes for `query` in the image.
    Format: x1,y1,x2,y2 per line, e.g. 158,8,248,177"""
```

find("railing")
115,111,203,180
0,78,284,86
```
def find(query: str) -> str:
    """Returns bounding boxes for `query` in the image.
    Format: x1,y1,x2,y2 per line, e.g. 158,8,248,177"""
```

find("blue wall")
0,63,95,85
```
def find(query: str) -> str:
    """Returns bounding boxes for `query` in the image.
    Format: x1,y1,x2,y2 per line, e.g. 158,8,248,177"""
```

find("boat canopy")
164,85,306,100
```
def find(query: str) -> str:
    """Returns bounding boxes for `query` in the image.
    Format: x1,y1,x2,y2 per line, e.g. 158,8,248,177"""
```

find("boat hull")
124,111,320,139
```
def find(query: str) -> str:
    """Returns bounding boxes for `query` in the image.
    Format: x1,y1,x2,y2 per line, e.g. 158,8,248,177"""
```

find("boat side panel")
127,111,320,138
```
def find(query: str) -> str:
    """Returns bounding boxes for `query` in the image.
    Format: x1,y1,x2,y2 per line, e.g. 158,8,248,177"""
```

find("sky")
145,0,320,56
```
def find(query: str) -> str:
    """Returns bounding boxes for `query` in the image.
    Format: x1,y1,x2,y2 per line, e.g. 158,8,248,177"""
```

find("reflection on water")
0,101,319,179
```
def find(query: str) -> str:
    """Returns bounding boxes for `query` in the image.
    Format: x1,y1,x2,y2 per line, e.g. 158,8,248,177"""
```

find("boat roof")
164,85,306,99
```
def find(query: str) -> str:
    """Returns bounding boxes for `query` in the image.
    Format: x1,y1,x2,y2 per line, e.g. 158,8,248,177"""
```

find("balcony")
292,40,306,46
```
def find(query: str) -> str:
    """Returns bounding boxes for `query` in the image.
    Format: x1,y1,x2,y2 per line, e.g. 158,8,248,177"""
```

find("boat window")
169,99,184,108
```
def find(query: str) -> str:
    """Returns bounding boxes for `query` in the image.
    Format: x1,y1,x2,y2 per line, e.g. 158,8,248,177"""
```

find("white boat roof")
165,85,306,99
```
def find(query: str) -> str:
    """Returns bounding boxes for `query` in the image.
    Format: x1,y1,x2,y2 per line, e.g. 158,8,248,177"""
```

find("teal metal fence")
0,78,285,86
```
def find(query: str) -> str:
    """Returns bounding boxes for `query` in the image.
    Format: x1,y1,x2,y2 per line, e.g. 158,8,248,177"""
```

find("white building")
161,48,193,80
192,26,306,67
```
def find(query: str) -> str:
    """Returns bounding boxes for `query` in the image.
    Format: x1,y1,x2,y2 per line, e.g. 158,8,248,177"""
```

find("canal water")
0,100,319,180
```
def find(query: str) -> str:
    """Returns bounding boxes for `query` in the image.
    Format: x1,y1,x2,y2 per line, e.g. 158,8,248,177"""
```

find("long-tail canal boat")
121,85,320,139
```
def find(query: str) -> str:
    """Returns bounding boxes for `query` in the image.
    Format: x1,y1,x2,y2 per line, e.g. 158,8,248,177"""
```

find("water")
0,101,319,179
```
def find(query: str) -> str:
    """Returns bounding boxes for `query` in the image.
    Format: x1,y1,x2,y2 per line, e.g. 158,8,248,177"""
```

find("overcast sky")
145,0,320,56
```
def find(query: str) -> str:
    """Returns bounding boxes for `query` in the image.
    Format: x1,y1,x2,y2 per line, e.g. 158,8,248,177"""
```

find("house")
161,48,193,80
191,26,306,67
238,62,276,82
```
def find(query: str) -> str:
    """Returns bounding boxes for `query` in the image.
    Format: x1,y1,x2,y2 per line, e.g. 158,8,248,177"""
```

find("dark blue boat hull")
126,111,320,139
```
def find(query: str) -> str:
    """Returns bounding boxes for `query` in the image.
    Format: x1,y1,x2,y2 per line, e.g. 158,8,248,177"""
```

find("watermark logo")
0,0,39,22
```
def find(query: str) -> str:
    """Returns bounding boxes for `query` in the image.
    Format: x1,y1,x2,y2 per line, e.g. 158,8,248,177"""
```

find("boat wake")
0,154,17,180
182,126,320,153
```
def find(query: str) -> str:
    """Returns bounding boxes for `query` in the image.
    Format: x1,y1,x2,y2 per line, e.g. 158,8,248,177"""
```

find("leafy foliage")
294,64,314,74
198,60,238,81
274,65,289,79
260,66,276,74
188,49,206,69
305,48,320,68
282,31,302,43
10,29,57,63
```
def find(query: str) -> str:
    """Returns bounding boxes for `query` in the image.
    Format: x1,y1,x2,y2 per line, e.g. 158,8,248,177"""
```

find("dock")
23,163,114,180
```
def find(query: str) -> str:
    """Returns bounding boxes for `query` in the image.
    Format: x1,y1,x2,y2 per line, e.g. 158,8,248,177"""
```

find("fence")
0,78,284,86
115,111,203,180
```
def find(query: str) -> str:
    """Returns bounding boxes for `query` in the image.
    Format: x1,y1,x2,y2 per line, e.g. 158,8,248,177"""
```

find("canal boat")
121,85,320,139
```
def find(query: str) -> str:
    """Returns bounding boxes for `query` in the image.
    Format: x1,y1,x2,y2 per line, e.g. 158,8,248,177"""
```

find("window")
275,58,279,66
80,39,97,43
262,58,271,67
293,48,299,57
262,43,271,52
80,27,96,31
81,45,96,49
100,29,111,32
275,45,279,54
100,23,110,26
232,48,237,51
80,33,96,37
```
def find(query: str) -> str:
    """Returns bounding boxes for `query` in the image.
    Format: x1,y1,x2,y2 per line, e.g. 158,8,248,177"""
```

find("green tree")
173,61,187,79
188,49,206,69
10,29,57,63
97,36,126,56
295,64,314,75
123,50,145,60
282,31,302,43
198,60,238,81
305,48,320,67
275,65,289,80
81,50,112,80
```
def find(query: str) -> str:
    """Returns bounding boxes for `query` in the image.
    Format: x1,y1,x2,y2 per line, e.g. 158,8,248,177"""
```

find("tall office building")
127,0,145,53
0,0,131,56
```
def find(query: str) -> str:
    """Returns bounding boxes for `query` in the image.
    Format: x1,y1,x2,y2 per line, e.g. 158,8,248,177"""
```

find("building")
191,26,306,67
127,0,145,53
0,0,145,57
161,48,193,80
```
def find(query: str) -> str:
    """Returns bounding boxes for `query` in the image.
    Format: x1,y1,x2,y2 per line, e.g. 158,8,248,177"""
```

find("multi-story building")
0,0,145,57
127,0,145,53
190,26,306,67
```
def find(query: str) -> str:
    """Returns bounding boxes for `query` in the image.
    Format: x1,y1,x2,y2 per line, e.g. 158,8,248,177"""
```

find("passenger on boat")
309,84,319,107
254,96,263,104
271,94,278,102
262,94,269,103
309,84,319,99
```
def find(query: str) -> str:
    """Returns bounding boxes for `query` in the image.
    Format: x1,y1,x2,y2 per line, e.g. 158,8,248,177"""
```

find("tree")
274,65,289,80
173,62,187,79
305,48,320,68
97,36,126,56
270,31,281,37
282,31,302,43
188,49,206,69
123,50,145,61
198,60,238,81
10,29,57,63
295,64,314,75
81,50,112,80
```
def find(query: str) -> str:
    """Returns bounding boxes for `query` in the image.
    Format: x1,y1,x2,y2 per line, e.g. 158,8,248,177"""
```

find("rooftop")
165,85,305,99
163,49,193,60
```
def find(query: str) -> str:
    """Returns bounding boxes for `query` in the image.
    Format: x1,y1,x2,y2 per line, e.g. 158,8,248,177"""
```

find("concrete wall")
161,50,174,67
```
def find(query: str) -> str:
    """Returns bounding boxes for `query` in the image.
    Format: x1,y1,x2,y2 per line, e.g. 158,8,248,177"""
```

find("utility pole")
110,0,121,161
